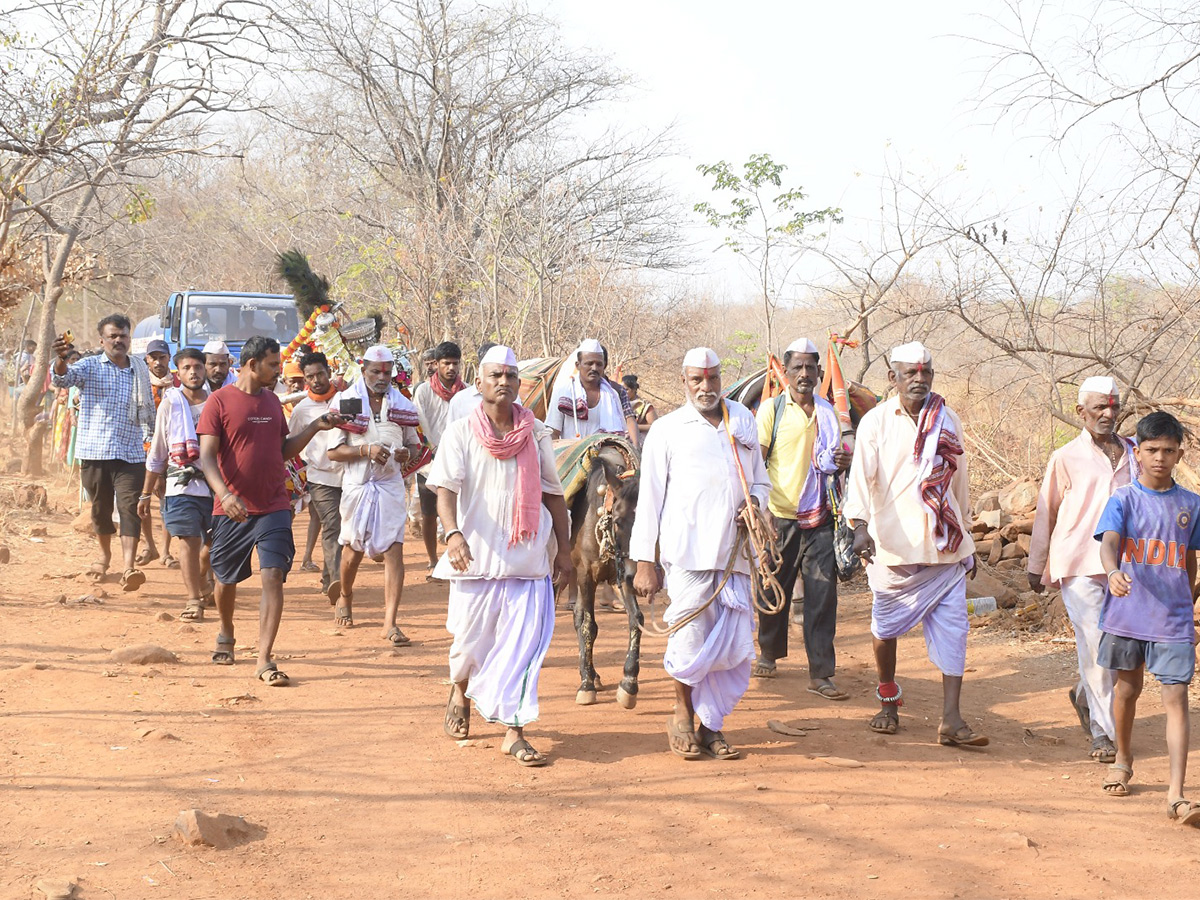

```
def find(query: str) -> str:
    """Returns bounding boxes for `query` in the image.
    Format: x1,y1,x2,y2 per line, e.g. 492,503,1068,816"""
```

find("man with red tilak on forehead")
844,341,987,747
1027,376,1134,764
632,347,771,761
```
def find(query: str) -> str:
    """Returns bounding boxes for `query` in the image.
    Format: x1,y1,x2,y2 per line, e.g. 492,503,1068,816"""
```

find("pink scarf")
469,403,541,546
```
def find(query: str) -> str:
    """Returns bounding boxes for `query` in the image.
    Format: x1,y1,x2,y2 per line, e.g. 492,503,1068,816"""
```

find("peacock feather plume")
275,249,329,321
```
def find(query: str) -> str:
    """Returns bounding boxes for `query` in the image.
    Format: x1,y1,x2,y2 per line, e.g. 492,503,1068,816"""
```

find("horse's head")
594,448,640,568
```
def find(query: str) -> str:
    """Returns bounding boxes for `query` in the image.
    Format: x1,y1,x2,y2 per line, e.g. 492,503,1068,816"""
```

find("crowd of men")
46,315,1200,821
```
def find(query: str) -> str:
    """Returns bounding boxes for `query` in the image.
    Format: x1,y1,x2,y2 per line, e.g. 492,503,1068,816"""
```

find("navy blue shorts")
162,494,213,540
210,509,294,586
1098,632,1196,685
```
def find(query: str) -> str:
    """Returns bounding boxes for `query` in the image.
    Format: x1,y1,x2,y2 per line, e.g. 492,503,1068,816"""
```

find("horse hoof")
576,689,598,706
616,686,637,709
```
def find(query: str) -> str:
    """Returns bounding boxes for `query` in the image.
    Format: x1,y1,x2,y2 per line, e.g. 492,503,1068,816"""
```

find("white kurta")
545,377,626,439
289,396,343,488
630,400,769,730
426,416,563,580
630,400,771,574
427,414,565,727
330,392,419,556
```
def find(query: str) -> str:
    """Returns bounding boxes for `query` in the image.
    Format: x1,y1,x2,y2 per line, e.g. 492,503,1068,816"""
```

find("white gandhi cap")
785,338,819,357
889,341,932,365
480,345,518,368
362,344,394,363
1078,376,1118,401
202,340,229,356
682,347,720,371
577,338,604,355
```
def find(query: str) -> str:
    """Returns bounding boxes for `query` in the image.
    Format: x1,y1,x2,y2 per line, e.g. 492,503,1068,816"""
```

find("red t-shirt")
196,385,290,516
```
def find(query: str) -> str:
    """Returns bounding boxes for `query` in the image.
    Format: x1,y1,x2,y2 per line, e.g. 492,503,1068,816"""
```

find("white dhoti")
662,566,755,732
868,561,969,677
1060,575,1116,740
447,576,555,728
339,476,407,558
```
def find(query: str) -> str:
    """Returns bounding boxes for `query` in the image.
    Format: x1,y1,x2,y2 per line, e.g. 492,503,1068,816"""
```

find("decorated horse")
554,433,644,708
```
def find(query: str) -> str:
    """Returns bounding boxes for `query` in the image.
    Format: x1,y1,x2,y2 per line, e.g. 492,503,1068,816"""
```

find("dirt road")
1,475,1196,899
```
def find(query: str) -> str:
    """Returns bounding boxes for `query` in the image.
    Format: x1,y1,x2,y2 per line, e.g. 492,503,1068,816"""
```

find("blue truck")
132,290,301,360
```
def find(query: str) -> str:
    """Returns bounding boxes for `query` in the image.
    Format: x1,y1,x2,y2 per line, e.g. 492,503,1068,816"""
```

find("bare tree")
0,0,269,470
274,0,684,349
695,153,840,353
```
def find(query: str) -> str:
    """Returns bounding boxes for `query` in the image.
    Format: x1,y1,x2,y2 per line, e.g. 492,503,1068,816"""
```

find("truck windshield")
183,296,298,346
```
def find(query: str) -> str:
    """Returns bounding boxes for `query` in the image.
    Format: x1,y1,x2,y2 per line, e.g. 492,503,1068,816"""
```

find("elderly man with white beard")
631,347,771,762
844,341,987,747
1027,376,1135,763
327,345,425,646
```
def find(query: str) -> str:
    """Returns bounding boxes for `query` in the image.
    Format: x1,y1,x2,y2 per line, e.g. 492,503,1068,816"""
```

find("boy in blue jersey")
1095,411,1200,824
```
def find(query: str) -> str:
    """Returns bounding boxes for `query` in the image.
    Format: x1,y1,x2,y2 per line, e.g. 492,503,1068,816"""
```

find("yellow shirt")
756,392,818,520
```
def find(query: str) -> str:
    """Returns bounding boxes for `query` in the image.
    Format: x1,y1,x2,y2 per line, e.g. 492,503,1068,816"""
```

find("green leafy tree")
695,153,841,353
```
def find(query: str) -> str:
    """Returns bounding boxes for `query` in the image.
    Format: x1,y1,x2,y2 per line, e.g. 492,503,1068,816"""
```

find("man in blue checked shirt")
52,314,157,592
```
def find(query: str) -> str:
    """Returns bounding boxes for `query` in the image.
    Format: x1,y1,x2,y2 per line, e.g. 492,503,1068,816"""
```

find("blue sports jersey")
1094,480,1200,643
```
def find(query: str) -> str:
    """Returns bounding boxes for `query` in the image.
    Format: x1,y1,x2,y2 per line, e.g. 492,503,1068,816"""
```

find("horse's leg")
617,574,643,709
574,569,600,705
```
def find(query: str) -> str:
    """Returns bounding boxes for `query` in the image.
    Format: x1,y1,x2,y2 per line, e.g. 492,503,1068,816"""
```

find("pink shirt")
1027,431,1136,586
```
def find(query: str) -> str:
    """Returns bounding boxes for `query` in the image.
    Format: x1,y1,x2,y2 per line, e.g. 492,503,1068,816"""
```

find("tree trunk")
23,419,47,477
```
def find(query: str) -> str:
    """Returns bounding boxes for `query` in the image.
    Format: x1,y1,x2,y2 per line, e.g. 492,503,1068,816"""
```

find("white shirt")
330,392,420,489
630,400,771,575
545,378,626,438
412,380,453,446
426,416,563,580
447,386,482,424
144,392,211,499
288,396,343,488
842,396,974,567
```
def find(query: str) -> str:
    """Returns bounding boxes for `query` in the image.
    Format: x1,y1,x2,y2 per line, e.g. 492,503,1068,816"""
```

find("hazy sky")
541,0,1085,283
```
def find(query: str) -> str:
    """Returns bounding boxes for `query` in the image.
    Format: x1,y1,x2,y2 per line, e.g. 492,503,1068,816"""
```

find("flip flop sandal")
212,634,235,666
256,662,291,687
444,686,470,739
135,549,159,567
201,592,216,608
751,661,777,678
1168,799,1200,826
162,555,180,569
807,682,850,701
384,626,411,647
180,598,204,622
326,581,342,606
1068,687,1092,735
333,604,353,627
299,561,320,573
938,726,989,747
506,738,547,768
1089,736,1117,764
120,568,146,592
86,562,108,582
666,716,702,760
698,727,740,761
1103,762,1133,797
868,709,899,734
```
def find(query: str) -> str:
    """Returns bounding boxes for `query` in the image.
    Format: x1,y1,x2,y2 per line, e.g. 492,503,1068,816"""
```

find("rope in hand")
637,401,788,638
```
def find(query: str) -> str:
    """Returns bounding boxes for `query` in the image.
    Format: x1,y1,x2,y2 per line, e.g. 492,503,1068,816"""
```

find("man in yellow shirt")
754,338,852,700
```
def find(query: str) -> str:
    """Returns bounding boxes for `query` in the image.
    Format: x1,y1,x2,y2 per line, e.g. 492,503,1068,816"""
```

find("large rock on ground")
977,490,1001,512
999,478,1040,516
173,809,261,848
108,644,178,665
968,569,1020,609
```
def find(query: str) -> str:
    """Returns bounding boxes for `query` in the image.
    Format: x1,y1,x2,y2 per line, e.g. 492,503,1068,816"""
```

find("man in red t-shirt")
198,335,343,686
